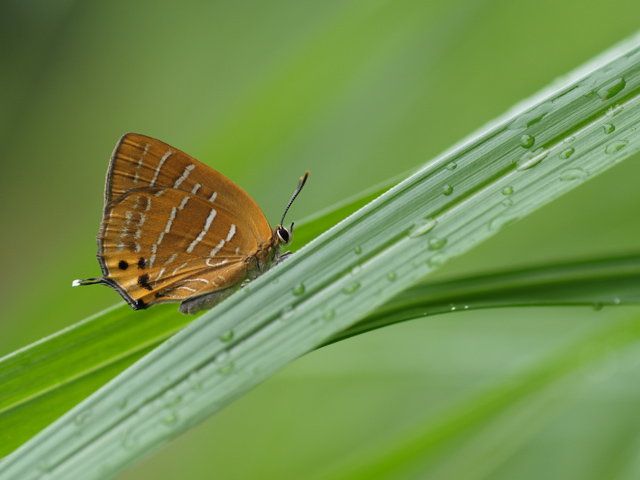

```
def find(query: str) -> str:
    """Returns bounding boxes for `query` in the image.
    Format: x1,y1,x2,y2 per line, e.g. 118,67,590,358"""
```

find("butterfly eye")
276,225,291,245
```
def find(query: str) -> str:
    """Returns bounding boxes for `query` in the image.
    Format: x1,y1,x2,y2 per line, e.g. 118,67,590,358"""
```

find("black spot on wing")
138,257,146,269
118,260,129,270
137,274,153,291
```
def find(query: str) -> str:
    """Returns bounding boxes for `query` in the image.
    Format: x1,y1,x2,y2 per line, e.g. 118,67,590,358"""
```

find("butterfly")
74,133,308,315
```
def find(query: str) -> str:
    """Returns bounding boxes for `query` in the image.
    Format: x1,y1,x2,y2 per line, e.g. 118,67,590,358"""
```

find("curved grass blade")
332,253,640,343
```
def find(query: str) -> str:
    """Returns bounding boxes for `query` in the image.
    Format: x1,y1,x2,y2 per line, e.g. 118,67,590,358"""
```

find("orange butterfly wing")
99,187,261,309
104,133,273,242
91,133,279,310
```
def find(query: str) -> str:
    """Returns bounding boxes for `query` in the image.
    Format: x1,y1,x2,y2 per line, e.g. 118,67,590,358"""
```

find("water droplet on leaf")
489,214,519,231
280,305,295,321
218,363,235,376
409,218,437,238
163,413,178,426
428,237,447,250
427,254,446,267
342,283,360,294
520,134,535,148
220,330,234,342
74,410,92,426
605,140,628,154
516,148,549,170
560,168,589,181
323,310,336,321
559,147,575,159
597,77,625,100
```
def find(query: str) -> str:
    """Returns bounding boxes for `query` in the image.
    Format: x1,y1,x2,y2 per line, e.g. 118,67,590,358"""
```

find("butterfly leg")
274,250,292,265
238,250,292,290
179,286,240,315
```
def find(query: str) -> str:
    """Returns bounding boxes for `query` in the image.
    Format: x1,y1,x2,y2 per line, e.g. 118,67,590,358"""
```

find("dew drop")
603,123,615,134
564,136,575,143
502,198,513,207
409,218,437,238
597,77,625,100
323,310,336,321
166,396,182,409
163,413,178,426
354,245,362,254
489,214,519,231
74,409,92,426
292,282,305,295
502,186,513,195
219,330,234,342
593,302,603,311
280,305,296,321
516,148,549,170
605,140,628,154
387,272,397,281
214,350,229,364
560,168,589,181
427,254,446,267
351,265,362,275
218,363,235,376
559,147,575,159
445,161,457,170
520,134,535,148
342,283,361,294
428,237,447,250
606,104,624,117
527,114,546,127
442,184,453,196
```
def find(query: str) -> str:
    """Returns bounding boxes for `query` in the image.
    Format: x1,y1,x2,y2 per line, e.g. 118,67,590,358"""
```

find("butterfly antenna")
280,171,309,226
72,277,104,287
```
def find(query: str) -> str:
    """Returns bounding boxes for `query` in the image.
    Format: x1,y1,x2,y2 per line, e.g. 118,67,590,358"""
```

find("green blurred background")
2,1,640,479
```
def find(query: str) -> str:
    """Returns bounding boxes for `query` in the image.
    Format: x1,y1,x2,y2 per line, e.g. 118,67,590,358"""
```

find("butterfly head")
275,222,294,245
275,171,308,247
